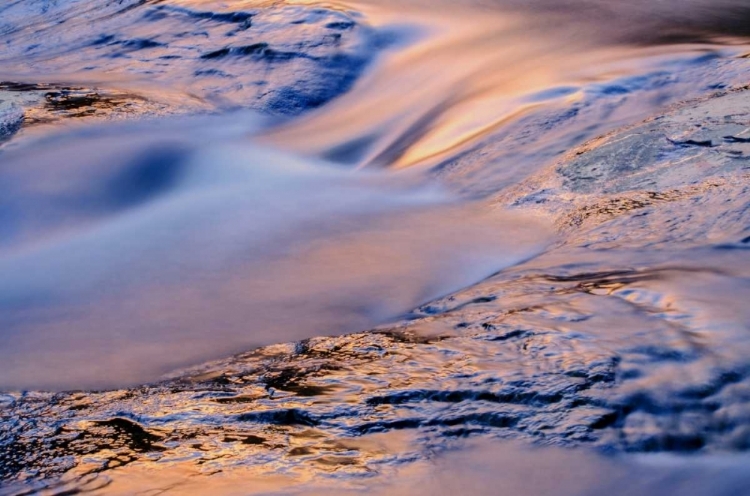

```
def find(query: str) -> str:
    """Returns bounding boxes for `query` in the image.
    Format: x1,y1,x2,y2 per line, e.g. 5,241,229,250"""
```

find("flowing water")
1,0,750,494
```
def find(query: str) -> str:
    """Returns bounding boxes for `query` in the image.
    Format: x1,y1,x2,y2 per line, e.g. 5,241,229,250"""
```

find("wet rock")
557,88,750,195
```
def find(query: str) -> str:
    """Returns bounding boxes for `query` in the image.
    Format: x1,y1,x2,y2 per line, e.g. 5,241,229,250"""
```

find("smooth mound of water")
0,118,551,391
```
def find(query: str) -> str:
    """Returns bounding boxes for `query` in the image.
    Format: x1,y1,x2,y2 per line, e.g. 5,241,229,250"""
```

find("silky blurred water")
1,0,750,494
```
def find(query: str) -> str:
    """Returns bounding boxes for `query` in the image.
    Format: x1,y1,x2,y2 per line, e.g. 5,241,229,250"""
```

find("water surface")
1,0,750,493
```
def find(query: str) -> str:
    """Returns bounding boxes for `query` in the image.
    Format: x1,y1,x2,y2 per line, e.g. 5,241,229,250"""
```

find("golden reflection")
262,1,750,170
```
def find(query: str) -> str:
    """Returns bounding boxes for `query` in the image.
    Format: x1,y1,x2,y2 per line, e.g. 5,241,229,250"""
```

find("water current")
1,0,750,494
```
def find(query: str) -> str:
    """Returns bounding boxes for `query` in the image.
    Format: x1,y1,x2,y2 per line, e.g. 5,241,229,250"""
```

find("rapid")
1,0,750,494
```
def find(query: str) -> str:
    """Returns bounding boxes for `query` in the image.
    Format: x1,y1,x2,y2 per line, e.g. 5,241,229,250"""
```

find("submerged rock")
557,87,750,195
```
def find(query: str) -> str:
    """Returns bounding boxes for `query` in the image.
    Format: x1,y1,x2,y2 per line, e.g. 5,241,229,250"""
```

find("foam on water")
0,102,22,142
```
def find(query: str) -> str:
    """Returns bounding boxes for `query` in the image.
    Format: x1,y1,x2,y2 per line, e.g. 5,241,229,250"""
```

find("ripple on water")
0,0,386,146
